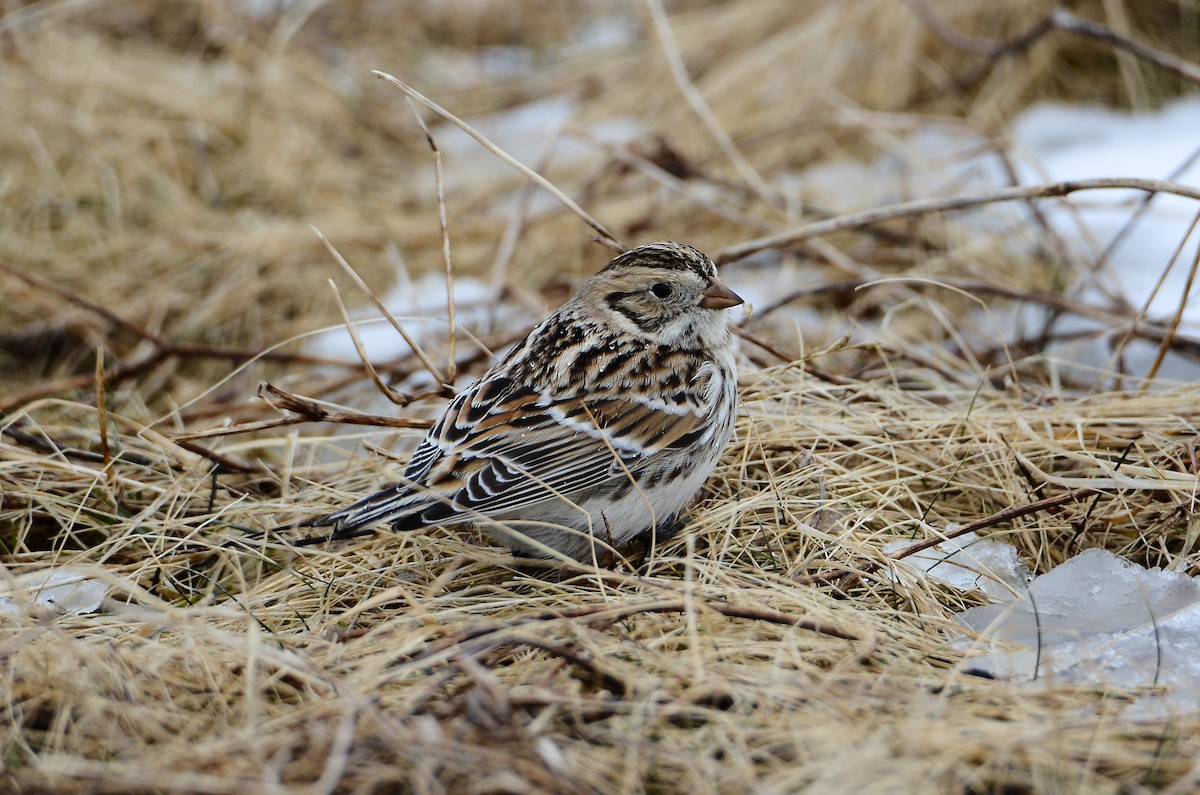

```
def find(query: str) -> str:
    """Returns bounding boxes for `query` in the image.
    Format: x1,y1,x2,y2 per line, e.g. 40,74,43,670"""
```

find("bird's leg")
638,513,686,548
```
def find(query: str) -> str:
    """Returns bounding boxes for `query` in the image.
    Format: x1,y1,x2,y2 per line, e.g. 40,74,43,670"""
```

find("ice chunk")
884,531,1030,599
0,569,109,617
956,548,1200,715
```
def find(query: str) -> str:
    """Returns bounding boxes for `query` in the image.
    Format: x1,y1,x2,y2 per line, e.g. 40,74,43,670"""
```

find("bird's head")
580,241,743,347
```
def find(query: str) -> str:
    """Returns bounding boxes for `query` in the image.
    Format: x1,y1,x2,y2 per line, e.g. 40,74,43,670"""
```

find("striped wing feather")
320,374,708,534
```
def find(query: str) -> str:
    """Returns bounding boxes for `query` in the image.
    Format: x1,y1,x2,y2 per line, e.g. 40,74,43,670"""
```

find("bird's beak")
700,278,744,310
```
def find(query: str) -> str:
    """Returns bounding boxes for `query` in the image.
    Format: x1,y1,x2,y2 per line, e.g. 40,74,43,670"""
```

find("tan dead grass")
4,1,1200,792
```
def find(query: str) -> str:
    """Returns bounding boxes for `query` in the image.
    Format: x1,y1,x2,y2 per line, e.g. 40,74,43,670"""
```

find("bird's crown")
600,241,717,280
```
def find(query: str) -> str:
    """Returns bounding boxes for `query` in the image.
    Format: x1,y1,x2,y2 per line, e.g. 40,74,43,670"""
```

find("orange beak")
700,277,744,310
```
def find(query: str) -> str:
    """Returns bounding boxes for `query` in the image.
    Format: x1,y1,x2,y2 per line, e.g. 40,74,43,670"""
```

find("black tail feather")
269,487,436,548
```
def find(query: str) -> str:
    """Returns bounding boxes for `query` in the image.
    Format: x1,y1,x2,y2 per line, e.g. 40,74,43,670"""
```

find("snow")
0,569,109,617
769,95,1200,380
957,548,1200,718
1008,97,1200,380
898,535,1200,717
307,269,538,398
884,531,1030,600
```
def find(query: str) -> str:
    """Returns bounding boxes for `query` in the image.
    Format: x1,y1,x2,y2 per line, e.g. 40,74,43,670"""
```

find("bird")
297,241,743,562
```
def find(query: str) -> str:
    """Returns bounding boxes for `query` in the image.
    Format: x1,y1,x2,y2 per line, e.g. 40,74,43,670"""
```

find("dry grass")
4,1,1200,792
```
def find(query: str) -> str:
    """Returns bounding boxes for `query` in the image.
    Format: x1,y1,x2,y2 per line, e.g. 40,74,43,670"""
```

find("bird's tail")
278,484,432,547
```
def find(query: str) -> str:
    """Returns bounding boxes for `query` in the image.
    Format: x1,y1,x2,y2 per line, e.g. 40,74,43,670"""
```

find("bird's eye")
650,282,673,299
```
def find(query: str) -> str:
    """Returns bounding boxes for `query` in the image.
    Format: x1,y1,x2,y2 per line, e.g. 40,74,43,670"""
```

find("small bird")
299,242,742,561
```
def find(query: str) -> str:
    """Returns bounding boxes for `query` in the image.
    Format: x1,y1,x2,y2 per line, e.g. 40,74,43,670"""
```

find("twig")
892,489,1094,562
796,487,1096,588
0,261,384,416
716,178,1200,264
371,71,624,253
0,341,371,417
327,280,412,406
1049,8,1200,85
0,261,168,347
0,349,169,415
1140,210,1200,387
408,99,458,383
643,0,782,210
171,438,258,474
312,227,448,389
730,325,798,364
261,383,436,429
170,383,435,442
907,2,1200,87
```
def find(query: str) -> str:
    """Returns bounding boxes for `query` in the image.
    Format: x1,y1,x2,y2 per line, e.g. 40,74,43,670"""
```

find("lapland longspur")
301,242,742,561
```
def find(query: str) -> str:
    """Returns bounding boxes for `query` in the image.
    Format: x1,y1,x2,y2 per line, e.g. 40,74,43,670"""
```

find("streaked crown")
600,242,718,280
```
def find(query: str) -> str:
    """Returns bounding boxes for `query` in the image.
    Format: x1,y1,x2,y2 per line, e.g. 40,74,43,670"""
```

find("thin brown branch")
170,383,435,443
0,261,168,347
716,179,1200,265
0,349,169,415
408,99,458,383
796,487,1096,588
172,438,258,474
261,382,435,430
1049,9,1200,85
908,2,1200,87
399,599,856,665
372,70,624,253
731,325,798,364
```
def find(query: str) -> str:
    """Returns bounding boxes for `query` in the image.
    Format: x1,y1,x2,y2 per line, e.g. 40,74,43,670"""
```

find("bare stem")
716,178,1200,264
372,71,624,252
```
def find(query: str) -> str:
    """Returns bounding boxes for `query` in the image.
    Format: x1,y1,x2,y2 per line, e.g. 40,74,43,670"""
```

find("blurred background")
3,0,1200,425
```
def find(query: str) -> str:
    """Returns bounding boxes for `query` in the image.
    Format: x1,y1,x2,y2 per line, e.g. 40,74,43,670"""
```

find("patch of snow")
884,531,1030,600
0,569,109,617
568,14,638,54
307,270,532,372
776,96,1200,379
955,548,1200,717
887,533,1200,715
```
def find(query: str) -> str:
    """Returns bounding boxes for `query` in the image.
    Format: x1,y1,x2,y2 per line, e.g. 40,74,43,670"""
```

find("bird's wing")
319,372,710,533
